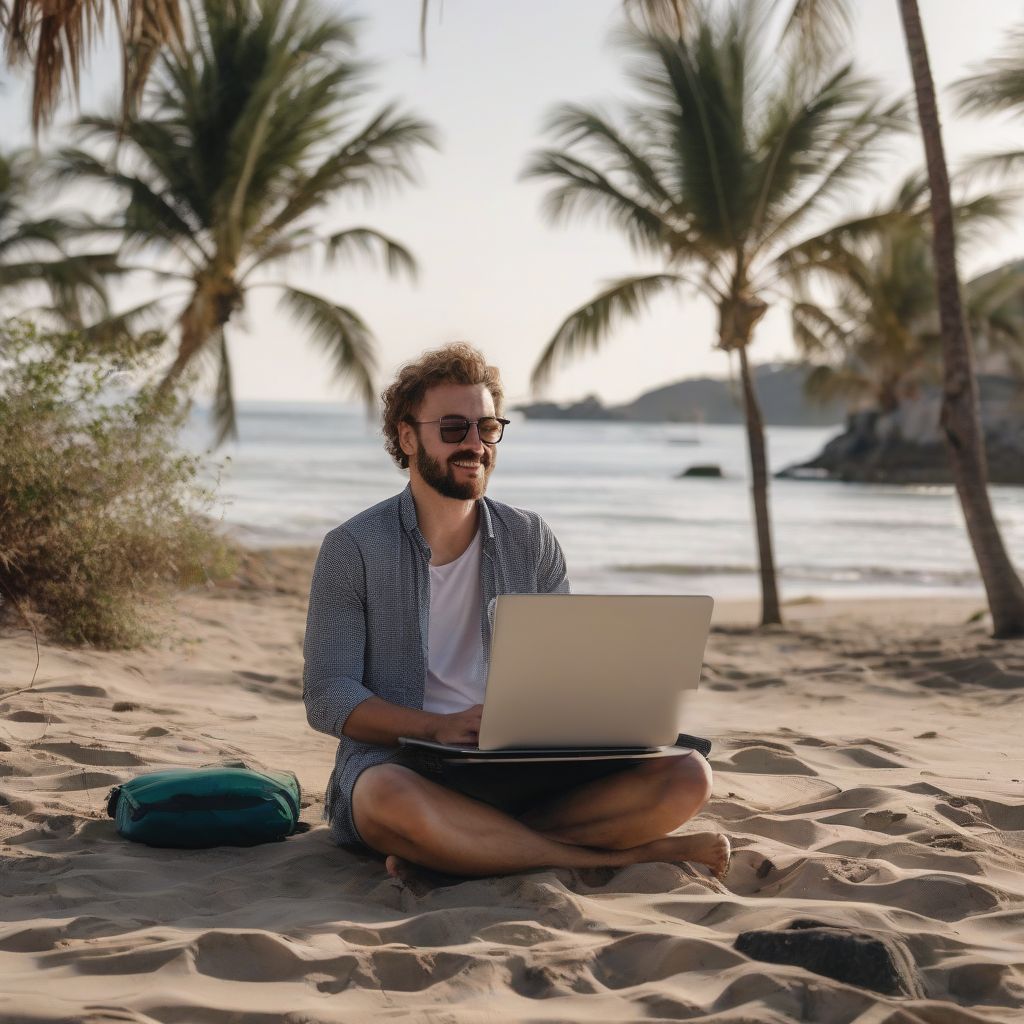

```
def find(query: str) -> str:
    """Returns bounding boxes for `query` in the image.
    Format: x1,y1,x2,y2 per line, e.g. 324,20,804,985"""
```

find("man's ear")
398,420,417,458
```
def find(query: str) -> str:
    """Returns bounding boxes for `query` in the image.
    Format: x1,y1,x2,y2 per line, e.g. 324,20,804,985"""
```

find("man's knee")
352,764,432,845
643,752,713,818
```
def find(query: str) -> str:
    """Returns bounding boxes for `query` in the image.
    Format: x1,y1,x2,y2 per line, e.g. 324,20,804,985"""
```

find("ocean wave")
612,562,980,586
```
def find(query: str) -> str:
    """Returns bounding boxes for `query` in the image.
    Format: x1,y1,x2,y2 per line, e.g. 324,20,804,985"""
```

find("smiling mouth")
451,460,481,469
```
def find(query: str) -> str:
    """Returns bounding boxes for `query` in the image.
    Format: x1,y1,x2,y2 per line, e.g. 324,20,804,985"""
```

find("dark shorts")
403,750,652,818
341,735,711,848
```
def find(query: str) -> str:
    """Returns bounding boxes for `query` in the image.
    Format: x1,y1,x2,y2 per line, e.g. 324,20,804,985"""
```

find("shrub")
0,320,235,647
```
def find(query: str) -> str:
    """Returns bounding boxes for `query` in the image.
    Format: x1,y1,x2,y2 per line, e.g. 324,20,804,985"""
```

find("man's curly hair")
382,343,505,469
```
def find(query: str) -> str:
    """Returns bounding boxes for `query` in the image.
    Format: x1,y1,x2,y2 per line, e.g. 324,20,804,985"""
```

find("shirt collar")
399,482,496,547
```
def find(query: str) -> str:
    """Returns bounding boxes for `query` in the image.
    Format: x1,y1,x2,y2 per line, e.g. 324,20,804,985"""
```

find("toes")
715,837,732,880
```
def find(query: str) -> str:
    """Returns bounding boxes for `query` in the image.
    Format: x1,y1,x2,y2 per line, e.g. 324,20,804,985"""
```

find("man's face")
403,383,498,501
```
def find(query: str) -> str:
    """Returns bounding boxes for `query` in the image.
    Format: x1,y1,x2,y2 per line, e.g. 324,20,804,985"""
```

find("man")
303,343,730,879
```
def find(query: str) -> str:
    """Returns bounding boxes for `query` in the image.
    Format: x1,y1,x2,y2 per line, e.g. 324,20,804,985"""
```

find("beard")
414,440,494,501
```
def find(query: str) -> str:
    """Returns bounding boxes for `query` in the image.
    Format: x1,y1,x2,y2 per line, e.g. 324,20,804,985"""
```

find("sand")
1,548,1023,1023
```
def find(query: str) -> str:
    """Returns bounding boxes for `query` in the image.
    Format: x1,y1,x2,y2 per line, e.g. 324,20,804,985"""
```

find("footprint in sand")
34,683,109,698
39,769,122,792
591,933,745,988
32,742,146,767
834,747,905,769
860,810,908,830
4,709,63,723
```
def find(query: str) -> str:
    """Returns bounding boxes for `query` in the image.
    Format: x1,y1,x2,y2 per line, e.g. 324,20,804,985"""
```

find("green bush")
0,320,235,647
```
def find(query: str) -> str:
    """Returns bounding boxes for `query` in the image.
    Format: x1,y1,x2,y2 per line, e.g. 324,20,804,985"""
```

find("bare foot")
385,854,414,881
639,832,732,879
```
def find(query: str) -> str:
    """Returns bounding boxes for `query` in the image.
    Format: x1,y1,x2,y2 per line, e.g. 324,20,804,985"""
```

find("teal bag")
105,761,308,848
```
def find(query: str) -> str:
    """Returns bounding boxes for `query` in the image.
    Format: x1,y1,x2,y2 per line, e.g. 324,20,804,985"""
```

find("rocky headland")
778,375,1024,486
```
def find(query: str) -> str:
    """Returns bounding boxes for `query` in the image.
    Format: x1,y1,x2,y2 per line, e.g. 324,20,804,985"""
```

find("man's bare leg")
517,752,728,876
352,762,730,880
521,752,715,848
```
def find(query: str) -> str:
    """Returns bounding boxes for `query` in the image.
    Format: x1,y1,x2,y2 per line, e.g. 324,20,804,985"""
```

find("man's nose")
464,423,487,451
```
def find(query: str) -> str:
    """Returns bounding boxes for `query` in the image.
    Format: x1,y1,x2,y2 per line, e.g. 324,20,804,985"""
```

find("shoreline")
215,539,991,612
2,555,1022,1021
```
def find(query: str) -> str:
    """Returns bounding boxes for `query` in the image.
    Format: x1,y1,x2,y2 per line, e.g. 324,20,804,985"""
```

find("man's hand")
431,704,483,745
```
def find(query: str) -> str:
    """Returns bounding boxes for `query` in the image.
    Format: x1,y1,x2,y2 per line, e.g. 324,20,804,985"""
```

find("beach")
1,547,1022,1023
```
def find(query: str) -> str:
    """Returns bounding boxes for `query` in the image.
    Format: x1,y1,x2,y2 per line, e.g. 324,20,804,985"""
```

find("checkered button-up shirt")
302,484,571,844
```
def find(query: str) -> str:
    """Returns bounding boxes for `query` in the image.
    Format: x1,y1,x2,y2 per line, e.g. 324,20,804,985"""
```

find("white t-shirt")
422,529,486,715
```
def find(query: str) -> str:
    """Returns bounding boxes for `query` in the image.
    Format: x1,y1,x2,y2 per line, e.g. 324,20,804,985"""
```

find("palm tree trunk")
157,279,233,394
737,344,782,626
898,0,1024,638
157,307,208,394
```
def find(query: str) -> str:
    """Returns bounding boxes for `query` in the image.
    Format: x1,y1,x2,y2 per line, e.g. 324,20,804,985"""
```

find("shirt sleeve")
537,515,571,595
302,527,377,739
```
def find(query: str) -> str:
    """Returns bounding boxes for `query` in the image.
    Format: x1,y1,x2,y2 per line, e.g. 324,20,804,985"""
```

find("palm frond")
2,0,182,132
324,227,417,280
531,273,684,392
2,0,106,130
542,103,676,210
950,190,1023,247
955,149,1024,187
755,92,912,254
952,27,1024,118
53,146,208,264
778,0,854,66
641,24,746,247
116,0,185,121
0,251,120,319
790,300,850,355
623,0,689,35
524,148,670,257
277,286,376,403
253,103,437,245
802,361,870,406
79,295,174,350
0,216,73,259
771,210,905,292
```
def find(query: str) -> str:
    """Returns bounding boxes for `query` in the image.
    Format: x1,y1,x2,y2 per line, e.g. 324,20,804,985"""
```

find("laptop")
399,593,713,763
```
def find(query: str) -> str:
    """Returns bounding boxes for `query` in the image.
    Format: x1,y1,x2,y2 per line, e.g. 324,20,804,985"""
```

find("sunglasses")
411,415,511,444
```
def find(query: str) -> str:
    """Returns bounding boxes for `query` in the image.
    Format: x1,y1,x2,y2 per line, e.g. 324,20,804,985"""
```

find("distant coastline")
515,363,845,428
517,364,1024,486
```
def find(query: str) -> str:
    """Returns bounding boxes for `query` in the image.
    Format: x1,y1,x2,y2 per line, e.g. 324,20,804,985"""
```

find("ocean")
186,401,1024,602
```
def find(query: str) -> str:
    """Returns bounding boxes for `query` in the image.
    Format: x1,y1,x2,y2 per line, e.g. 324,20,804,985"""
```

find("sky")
2,0,1023,407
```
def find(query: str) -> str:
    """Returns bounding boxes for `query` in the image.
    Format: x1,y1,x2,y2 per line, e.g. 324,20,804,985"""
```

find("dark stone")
734,919,923,997
677,464,723,478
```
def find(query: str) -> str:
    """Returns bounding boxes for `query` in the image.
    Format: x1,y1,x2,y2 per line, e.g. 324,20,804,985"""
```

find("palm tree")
897,0,1024,638
786,173,1024,412
952,24,1024,183
523,2,907,626
54,0,436,443
1,0,183,132
0,147,118,325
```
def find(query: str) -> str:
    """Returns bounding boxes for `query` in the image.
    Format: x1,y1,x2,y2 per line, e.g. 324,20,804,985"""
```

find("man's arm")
302,528,377,739
343,698,482,746
302,528,482,746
